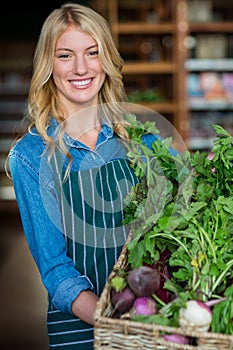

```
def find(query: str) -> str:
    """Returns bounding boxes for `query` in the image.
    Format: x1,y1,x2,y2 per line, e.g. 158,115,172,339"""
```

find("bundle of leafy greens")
122,114,233,335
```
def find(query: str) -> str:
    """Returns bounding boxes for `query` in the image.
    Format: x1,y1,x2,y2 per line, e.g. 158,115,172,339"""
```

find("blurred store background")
0,0,233,349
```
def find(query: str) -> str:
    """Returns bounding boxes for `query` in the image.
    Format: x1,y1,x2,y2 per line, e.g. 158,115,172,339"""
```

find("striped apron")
47,157,138,349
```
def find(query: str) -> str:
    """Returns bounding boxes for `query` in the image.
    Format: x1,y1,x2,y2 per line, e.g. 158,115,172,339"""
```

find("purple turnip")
178,300,212,332
111,286,136,313
127,266,160,297
132,296,157,316
163,334,189,344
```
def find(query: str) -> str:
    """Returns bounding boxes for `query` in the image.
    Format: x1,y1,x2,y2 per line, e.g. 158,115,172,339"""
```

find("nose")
72,56,87,75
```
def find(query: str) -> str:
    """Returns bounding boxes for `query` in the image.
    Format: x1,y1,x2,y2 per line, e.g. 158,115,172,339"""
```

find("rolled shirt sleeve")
9,149,94,314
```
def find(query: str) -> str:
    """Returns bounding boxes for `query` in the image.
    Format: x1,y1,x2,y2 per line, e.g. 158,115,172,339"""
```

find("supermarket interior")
0,0,232,349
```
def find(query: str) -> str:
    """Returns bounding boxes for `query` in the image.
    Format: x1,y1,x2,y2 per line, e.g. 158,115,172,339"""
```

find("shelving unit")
0,40,35,207
92,0,189,147
92,0,233,151
186,1,233,150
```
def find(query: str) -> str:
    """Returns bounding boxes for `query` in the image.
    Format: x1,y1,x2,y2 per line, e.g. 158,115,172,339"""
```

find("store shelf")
189,21,233,33
189,100,233,110
113,22,175,34
185,59,233,71
126,101,176,114
123,61,176,74
189,137,215,150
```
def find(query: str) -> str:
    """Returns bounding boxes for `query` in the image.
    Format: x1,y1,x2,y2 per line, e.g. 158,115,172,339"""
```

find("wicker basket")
94,243,233,350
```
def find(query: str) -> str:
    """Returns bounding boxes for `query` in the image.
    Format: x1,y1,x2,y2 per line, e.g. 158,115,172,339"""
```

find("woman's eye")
88,50,99,56
58,54,70,58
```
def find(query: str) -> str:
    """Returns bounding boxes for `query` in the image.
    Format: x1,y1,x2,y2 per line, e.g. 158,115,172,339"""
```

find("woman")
7,3,140,349
7,2,177,349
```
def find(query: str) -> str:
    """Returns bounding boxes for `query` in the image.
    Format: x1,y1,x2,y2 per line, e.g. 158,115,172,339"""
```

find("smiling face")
53,24,106,117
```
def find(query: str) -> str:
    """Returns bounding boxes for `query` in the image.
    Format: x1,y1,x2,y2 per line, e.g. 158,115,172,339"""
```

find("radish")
132,296,157,316
111,286,136,313
163,334,189,344
179,300,212,332
127,266,160,297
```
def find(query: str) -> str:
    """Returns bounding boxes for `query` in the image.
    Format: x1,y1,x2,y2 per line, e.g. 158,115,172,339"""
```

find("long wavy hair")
26,2,130,157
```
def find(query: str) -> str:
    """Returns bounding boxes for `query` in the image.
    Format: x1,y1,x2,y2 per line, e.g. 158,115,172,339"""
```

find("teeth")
71,79,92,86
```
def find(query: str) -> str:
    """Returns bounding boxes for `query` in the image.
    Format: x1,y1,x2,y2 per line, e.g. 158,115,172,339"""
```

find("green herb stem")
151,232,192,259
212,259,233,294
151,293,166,307
199,226,217,263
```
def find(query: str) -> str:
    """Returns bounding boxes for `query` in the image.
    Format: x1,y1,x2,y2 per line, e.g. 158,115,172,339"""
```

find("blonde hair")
26,2,129,158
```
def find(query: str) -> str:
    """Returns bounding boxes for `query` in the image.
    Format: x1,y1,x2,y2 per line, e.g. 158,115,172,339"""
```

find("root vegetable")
163,334,189,344
179,300,212,332
127,266,160,297
111,286,136,313
132,296,157,316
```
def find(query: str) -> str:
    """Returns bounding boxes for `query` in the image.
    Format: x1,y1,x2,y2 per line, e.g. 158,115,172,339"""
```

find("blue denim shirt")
9,117,177,315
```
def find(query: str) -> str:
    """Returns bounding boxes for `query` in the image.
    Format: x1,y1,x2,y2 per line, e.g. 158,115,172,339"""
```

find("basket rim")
95,313,233,341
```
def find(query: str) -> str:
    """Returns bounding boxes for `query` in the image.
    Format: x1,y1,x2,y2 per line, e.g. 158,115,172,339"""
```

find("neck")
64,105,101,140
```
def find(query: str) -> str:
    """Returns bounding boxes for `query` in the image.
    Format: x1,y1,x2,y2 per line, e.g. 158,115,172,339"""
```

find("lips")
70,78,93,88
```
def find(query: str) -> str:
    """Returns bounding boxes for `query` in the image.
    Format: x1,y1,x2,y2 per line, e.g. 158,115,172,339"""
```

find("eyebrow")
55,44,98,52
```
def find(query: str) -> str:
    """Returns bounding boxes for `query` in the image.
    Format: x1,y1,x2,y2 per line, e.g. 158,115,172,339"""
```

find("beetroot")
132,296,157,315
153,248,172,303
127,266,160,296
163,334,189,344
111,286,136,313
